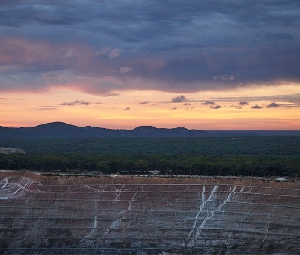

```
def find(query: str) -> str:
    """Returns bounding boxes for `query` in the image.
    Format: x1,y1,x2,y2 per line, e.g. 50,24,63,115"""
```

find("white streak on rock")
187,186,236,247
128,191,137,211
1,177,8,188
0,177,34,199
103,189,137,237
184,185,218,246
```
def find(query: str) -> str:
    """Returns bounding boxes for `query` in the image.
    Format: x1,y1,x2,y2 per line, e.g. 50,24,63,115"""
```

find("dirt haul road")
1,171,300,254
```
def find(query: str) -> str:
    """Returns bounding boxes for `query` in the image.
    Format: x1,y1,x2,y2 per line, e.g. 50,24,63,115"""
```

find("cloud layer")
1,0,300,94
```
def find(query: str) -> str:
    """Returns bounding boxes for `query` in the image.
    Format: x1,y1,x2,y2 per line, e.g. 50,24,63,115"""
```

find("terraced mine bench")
1,171,300,254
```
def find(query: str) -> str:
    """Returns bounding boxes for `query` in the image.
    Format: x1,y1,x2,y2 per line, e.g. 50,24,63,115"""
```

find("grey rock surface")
1,171,299,254
0,147,25,154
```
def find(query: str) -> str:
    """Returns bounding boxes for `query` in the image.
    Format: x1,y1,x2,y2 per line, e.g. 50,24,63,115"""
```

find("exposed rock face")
1,171,299,254
0,147,25,154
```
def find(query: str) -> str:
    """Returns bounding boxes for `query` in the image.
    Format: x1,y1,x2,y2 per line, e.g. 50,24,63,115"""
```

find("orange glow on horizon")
1,85,300,130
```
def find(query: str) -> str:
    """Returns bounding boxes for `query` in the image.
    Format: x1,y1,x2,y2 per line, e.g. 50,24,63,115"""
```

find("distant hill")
0,122,299,139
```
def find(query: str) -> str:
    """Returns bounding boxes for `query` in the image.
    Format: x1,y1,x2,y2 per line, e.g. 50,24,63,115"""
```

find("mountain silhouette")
0,122,299,139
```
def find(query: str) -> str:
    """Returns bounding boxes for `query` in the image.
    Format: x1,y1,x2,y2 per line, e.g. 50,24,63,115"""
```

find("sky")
1,0,300,130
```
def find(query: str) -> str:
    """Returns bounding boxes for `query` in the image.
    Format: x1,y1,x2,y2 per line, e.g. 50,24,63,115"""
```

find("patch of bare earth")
1,171,299,254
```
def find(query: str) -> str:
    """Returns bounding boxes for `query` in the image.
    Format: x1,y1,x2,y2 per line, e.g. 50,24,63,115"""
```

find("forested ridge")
1,136,300,155
0,136,300,177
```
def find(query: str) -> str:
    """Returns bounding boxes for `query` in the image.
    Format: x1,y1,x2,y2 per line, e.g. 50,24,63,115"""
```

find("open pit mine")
1,171,300,254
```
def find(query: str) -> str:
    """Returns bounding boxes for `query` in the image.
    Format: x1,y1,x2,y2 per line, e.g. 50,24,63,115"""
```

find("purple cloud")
251,104,263,109
139,101,150,105
60,100,91,106
266,102,280,108
172,95,187,103
0,1,299,94
210,105,221,109
203,101,215,105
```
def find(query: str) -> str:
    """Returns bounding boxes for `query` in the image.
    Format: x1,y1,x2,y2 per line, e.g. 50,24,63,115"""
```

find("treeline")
0,153,299,177
1,136,300,155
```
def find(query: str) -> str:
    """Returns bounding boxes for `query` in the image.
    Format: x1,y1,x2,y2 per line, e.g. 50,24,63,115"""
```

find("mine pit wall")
1,171,300,254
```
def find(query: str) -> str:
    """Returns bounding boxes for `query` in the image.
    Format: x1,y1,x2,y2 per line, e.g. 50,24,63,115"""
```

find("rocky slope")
1,171,299,254
0,147,25,154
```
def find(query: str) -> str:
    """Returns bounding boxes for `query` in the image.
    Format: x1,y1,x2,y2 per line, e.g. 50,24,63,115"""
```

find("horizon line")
1,121,300,131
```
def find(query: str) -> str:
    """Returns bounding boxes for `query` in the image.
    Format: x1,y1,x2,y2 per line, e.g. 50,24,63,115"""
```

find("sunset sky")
1,0,300,130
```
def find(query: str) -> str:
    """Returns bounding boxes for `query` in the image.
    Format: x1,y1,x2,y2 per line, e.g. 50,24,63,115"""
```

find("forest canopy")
0,153,299,177
0,136,299,177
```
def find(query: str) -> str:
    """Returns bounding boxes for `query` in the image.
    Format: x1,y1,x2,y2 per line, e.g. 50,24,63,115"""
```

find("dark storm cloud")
262,33,295,42
0,0,300,93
